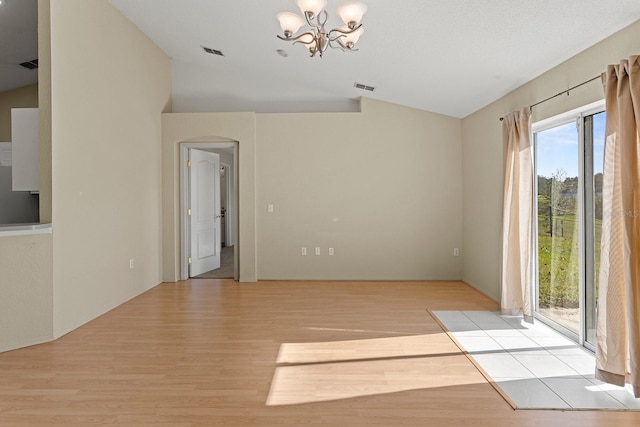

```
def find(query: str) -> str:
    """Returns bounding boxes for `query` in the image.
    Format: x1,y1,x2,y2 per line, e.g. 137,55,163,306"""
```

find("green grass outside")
536,196,601,309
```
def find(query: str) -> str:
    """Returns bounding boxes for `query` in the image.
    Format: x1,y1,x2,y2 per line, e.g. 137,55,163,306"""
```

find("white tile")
517,321,561,338
483,327,525,337
499,315,526,324
588,379,640,409
432,311,466,323
454,336,504,353
546,345,592,356
507,348,551,356
435,311,640,410
607,390,640,410
492,336,540,352
554,353,596,377
462,311,503,322
472,354,535,379
451,329,488,338
543,377,626,409
472,318,515,330
463,311,516,329
444,322,485,334
513,354,582,378
530,334,577,350
493,378,570,409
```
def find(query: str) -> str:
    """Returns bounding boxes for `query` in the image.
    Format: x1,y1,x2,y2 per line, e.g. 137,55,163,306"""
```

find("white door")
189,149,221,276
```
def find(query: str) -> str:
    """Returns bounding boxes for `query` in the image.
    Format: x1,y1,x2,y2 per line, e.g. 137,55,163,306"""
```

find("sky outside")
536,111,605,178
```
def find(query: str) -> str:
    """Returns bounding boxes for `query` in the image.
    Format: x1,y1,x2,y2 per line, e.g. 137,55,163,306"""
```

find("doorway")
533,100,605,350
180,141,238,281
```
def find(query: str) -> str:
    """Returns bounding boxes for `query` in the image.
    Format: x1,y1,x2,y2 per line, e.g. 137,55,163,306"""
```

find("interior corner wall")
49,0,171,337
461,19,640,301
256,98,463,280
161,112,257,282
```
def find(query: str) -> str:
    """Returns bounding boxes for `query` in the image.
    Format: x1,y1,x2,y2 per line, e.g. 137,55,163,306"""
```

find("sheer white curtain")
596,55,640,397
500,108,534,322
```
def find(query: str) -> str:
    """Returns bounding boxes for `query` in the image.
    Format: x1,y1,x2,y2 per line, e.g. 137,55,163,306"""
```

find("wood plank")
0,280,638,425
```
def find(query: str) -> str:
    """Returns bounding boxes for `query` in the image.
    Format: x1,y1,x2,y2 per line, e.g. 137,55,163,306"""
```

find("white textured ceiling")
109,0,640,118
0,0,38,93
4,1,639,118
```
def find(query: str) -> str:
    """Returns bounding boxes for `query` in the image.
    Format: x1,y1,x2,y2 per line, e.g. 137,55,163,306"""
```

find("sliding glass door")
584,110,605,345
534,102,605,348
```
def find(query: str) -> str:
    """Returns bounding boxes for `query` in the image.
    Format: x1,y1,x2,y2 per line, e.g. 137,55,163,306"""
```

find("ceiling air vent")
19,59,38,70
202,46,224,57
354,82,375,92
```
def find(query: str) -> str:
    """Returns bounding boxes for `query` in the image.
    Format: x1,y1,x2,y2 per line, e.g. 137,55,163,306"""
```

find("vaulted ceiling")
2,1,640,118
109,0,640,118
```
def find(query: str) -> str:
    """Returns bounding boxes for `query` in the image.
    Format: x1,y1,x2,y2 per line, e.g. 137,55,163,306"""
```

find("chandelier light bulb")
296,0,327,17
277,12,305,37
340,26,363,48
0,0,7,7
299,33,315,45
337,2,368,28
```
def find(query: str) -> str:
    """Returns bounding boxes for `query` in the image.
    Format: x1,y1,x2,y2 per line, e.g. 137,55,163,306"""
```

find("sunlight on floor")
266,333,487,406
432,310,640,410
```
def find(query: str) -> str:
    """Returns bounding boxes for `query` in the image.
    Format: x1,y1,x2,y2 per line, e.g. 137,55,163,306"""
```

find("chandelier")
276,0,367,58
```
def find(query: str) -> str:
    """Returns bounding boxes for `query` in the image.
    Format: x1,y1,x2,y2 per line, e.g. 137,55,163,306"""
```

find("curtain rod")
498,74,601,121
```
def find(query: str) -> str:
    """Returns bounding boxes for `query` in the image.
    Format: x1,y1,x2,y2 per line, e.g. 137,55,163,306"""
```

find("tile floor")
432,310,640,410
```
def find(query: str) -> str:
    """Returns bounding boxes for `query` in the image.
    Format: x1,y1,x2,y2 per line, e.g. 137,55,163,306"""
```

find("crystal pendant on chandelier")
276,0,367,58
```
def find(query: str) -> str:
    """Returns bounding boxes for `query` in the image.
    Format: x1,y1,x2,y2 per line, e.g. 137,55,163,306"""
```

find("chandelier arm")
293,38,316,47
328,39,346,52
328,23,362,36
327,32,359,52
317,10,329,28
303,10,326,32
277,31,316,43
328,38,358,52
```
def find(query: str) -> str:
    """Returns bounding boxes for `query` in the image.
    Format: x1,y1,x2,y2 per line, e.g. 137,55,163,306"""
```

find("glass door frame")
532,99,605,351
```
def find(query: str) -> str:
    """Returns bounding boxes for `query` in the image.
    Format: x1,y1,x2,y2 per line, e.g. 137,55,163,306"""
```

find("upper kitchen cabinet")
11,108,39,192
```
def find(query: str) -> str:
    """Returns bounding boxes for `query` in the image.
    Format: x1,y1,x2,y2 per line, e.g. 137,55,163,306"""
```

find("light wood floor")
1,280,639,426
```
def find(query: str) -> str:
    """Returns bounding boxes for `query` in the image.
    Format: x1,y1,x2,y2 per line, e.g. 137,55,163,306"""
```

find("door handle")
215,215,222,218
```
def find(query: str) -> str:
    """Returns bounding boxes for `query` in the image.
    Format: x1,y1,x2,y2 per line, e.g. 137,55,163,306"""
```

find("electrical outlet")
453,248,460,257
129,259,135,269
328,248,334,256
301,247,307,256
315,247,321,256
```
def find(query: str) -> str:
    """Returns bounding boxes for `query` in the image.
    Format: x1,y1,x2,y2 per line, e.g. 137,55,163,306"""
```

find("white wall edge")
0,223,52,237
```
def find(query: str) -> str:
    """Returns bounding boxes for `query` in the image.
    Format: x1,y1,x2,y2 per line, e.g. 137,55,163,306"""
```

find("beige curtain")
500,108,534,322
596,55,640,398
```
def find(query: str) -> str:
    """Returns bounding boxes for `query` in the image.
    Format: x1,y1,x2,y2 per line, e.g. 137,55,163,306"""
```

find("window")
533,100,605,349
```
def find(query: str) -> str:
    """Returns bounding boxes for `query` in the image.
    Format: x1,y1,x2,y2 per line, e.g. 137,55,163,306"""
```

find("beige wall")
38,0,52,223
0,84,38,143
161,113,257,282
0,233,53,353
461,20,640,301
0,1,53,355
49,0,171,337
256,98,463,280
162,99,462,282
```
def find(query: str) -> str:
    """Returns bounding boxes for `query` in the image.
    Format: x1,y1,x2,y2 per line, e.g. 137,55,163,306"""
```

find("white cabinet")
11,108,39,192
